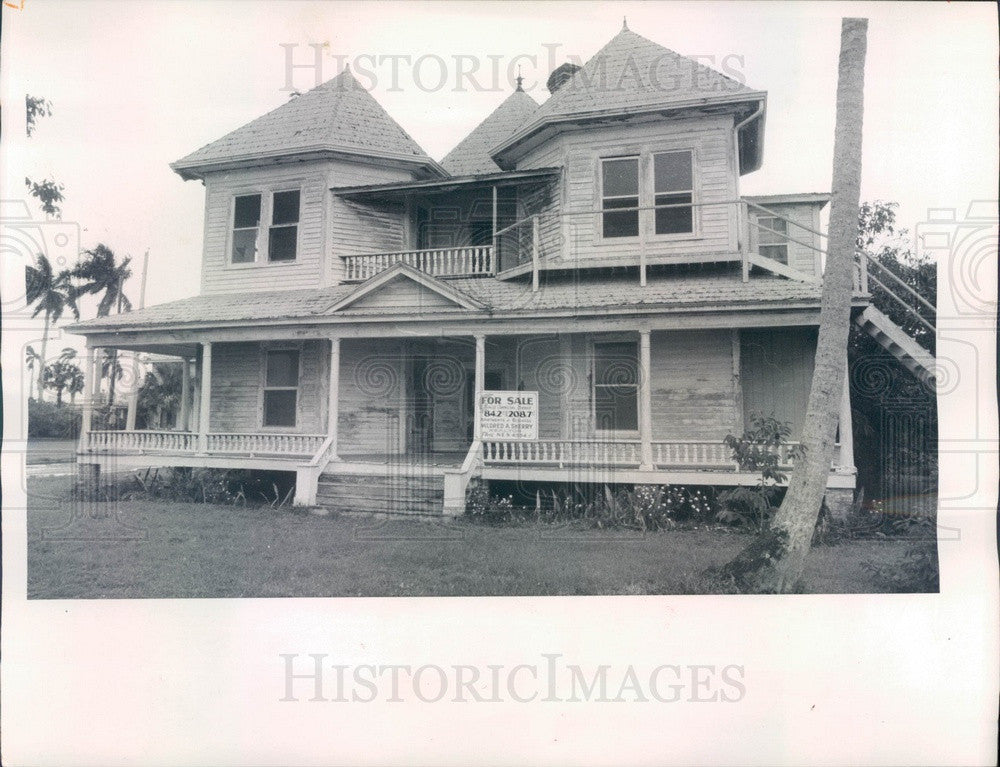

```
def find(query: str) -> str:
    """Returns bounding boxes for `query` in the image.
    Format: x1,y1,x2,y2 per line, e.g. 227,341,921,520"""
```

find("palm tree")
71,244,132,404
68,366,85,405
43,360,83,406
25,254,79,403
25,345,42,400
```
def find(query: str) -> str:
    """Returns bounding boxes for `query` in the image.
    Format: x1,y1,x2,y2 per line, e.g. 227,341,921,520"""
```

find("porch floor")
337,451,469,468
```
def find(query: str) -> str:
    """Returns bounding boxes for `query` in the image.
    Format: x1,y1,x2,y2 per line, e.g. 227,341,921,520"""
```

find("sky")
3,0,997,330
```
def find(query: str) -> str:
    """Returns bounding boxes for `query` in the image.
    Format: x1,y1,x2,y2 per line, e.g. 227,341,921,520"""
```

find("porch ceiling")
332,167,560,201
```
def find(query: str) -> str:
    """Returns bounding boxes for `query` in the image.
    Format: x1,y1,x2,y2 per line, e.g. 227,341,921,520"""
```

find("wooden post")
473,335,486,440
838,362,855,472
638,330,653,469
197,342,212,453
531,215,540,293
178,357,191,431
327,338,340,457
78,347,96,450
731,329,743,431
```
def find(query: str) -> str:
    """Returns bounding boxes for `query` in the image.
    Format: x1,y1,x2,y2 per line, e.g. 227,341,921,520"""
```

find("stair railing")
441,440,482,516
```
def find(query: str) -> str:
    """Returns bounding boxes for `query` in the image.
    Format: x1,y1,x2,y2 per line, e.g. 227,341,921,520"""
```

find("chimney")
546,62,582,94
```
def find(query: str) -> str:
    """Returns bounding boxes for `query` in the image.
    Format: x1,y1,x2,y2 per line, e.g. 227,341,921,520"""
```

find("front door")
409,357,469,453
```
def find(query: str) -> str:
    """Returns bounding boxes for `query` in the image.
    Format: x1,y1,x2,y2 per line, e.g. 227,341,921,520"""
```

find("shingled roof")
492,26,766,168
70,270,826,334
171,69,442,180
441,87,540,176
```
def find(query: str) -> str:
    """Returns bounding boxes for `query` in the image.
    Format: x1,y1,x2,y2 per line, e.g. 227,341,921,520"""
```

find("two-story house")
70,24,933,516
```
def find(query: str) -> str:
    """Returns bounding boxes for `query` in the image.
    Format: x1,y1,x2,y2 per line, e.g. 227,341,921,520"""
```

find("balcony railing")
83,430,326,458
343,246,495,282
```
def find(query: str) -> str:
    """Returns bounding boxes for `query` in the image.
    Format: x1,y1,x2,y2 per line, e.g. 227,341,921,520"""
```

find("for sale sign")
478,391,538,440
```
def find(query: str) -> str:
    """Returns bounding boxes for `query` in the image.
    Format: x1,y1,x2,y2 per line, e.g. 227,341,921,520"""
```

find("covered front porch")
76,323,857,514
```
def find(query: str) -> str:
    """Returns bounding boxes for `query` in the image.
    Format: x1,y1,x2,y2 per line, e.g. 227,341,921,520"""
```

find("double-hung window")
592,341,639,433
653,151,694,235
231,189,300,264
232,194,262,264
601,157,640,238
263,350,299,427
756,216,788,264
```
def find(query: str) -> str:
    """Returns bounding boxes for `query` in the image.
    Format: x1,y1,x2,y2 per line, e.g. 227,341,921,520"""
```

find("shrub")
77,467,296,506
716,414,800,530
28,398,81,438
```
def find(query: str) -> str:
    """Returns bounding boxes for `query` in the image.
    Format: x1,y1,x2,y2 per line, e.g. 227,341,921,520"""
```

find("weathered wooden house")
70,25,934,515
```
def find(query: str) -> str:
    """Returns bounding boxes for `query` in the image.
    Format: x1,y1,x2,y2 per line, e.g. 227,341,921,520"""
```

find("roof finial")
516,65,523,92
622,16,629,31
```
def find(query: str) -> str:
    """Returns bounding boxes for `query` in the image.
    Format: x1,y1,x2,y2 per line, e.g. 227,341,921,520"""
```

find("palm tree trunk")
720,18,868,593
38,315,50,404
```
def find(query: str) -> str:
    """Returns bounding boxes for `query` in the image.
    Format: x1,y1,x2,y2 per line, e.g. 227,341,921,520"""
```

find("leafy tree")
24,177,65,219
25,254,79,404
26,95,52,137
855,200,936,352
43,360,84,406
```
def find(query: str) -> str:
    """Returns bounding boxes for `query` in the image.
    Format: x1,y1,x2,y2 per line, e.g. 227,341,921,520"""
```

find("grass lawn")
26,438,79,465
26,474,932,598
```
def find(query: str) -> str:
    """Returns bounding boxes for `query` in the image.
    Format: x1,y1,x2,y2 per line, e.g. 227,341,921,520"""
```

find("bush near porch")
27,473,937,598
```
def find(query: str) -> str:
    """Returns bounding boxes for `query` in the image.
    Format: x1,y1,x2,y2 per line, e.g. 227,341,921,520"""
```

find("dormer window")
601,157,640,238
230,189,300,265
653,151,694,235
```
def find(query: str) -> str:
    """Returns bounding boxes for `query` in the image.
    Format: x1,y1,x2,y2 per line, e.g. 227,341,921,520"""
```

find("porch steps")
316,472,444,516
854,306,936,380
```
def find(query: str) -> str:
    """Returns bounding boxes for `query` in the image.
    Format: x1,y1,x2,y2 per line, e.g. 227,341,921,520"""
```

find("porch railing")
204,433,326,456
342,246,495,282
482,440,642,466
85,430,197,453
482,440,834,472
82,430,326,457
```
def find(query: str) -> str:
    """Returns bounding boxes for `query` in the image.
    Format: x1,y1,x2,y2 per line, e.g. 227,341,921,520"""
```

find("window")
653,151,693,235
268,190,300,262
601,157,639,238
756,216,788,264
230,189,300,264
592,341,639,432
232,194,261,263
263,349,299,427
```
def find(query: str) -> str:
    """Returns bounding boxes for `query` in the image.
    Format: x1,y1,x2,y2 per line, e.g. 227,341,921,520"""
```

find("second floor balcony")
334,174,858,291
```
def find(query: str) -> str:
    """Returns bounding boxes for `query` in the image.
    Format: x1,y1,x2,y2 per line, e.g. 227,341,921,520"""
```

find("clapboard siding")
327,161,415,283
650,329,736,440
200,159,416,294
749,202,824,276
209,340,327,433
516,116,739,262
740,327,817,440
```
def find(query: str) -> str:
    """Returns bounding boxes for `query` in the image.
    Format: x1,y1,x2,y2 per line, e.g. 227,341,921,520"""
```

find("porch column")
125,352,139,430
178,357,191,431
638,330,653,469
326,338,340,456
78,346,96,450
473,334,485,440
197,342,212,453
837,367,856,473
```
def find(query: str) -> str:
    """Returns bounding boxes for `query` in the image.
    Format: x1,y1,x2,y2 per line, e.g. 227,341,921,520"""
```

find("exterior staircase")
316,471,445,515
854,306,936,379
